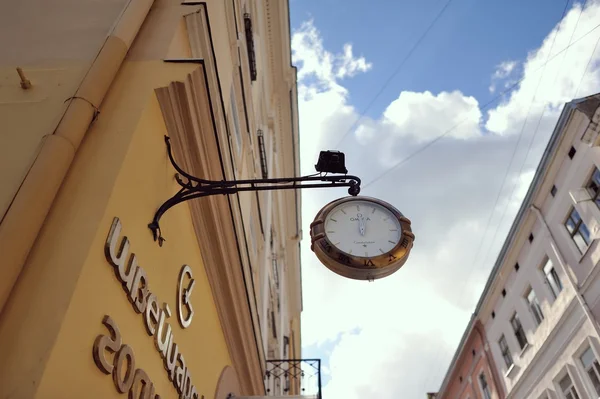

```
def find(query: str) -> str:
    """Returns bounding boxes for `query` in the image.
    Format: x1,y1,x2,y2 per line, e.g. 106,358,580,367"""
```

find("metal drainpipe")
530,205,600,338
0,0,155,316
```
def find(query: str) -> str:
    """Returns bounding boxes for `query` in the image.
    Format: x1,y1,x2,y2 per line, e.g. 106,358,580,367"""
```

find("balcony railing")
264,359,322,399
244,13,257,81
257,129,268,178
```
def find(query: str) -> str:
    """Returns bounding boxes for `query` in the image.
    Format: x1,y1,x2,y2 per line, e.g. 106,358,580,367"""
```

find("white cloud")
291,19,372,94
489,60,518,93
294,2,600,397
336,43,373,79
381,90,482,144
494,60,518,79
486,1,600,135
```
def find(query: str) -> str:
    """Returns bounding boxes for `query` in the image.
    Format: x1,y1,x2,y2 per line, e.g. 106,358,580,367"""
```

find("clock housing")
310,196,415,281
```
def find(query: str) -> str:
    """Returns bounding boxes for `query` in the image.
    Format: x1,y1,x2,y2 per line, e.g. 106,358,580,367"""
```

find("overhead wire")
415,0,575,393
573,7,600,98
478,0,590,272
361,17,600,192
332,0,456,149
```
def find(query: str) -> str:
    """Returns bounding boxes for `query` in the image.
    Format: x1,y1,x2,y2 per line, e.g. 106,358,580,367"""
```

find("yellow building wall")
34,93,231,398
0,51,231,397
0,0,295,395
0,0,129,219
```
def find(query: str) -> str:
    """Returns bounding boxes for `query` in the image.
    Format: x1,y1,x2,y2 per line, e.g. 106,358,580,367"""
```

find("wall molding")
155,61,264,395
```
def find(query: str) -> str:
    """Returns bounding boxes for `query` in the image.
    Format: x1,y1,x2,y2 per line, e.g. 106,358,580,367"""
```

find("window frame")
510,312,528,350
559,372,580,399
585,166,600,210
478,371,492,399
498,334,513,369
229,83,244,156
580,346,600,396
525,286,544,327
541,257,563,300
564,207,591,254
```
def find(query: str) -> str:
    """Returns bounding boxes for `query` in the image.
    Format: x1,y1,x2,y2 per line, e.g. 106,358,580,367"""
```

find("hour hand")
358,216,365,236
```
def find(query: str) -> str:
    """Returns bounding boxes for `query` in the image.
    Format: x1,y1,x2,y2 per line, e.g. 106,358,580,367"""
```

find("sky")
289,0,600,398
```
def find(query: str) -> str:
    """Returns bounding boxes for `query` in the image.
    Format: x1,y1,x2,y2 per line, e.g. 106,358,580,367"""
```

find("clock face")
323,200,402,258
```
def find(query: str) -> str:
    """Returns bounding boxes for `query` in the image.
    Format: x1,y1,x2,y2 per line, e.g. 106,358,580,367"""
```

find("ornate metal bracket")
148,136,361,246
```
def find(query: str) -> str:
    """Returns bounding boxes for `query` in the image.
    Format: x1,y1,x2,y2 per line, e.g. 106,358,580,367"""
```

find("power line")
574,5,600,98
478,0,589,272
361,19,600,192
333,0,456,149
416,1,574,393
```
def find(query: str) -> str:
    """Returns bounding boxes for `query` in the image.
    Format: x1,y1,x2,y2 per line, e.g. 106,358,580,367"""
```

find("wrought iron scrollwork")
265,359,322,398
148,136,361,246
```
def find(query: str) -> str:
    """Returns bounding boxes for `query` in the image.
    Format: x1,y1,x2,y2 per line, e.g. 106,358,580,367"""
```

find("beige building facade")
434,94,600,399
0,0,305,398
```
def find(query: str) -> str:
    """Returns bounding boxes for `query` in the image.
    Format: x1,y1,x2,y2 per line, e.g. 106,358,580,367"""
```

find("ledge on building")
505,363,520,379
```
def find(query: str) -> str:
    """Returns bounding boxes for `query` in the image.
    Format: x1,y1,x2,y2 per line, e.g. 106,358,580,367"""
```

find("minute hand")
358,216,365,236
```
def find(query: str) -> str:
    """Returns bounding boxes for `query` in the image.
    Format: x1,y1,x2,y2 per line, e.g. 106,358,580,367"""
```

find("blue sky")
289,1,600,398
290,0,570,129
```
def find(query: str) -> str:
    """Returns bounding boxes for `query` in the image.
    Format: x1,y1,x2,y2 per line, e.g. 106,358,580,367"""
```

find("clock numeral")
324,243,332,253
388,254,397,263
363,259,375,268
401,237,410,248
357,205,360,211
338,254,351,264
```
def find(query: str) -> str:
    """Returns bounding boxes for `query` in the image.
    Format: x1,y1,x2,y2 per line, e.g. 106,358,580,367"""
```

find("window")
243,13,257,81
568,146,577,159
525,287,544,326
511,312,528,349
542,258,563,299
249,213,257,255
586,167,600,208
559,373,580,399
229,86,242,153
283,336,290,358
271,255,280,289
499,334,513,368
580,346,600,395
551,185,558,197
270,310,277,339
565,208,591,253
479,372,492,399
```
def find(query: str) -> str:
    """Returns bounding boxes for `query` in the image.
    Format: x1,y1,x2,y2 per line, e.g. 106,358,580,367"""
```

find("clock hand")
358,215,365,236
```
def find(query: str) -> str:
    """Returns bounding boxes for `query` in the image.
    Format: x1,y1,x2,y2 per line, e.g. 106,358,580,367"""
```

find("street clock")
310,196,415,281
